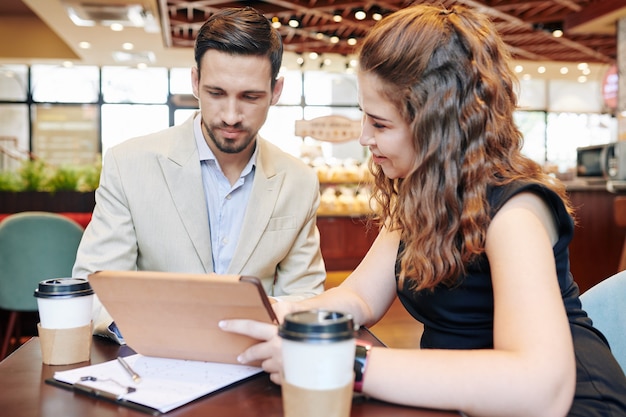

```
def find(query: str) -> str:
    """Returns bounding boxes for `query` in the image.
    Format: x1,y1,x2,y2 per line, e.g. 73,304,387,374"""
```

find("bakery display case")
313,161,374,216
310,160,378,270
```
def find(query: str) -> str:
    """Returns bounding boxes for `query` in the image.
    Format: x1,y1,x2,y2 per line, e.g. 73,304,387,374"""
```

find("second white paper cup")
34,278,94,329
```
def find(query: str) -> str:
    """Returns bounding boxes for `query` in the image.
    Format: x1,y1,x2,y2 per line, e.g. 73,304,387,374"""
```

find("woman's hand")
219,319,284,384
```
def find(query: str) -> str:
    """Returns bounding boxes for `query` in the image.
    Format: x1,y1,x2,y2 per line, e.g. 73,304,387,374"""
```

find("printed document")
53,354,262,413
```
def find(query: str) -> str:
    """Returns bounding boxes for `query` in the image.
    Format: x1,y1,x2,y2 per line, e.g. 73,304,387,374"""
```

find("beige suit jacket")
73,115,325,305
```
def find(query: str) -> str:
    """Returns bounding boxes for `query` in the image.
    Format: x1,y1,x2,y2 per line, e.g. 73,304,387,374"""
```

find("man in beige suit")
73,7,325,340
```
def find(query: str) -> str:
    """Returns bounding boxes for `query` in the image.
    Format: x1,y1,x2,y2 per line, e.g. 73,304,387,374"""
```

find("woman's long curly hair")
358,5,573,291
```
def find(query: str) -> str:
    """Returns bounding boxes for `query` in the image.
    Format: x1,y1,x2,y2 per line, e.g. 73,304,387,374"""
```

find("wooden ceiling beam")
565,0,626,35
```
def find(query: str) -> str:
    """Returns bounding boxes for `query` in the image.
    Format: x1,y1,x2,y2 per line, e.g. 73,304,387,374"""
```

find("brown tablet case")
88,270,278,365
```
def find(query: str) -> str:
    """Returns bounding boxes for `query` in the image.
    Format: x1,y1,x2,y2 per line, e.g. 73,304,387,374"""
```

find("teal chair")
580,270,626,373
0,212,84,359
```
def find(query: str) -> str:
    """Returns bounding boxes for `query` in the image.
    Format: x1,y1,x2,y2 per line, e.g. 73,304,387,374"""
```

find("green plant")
0,158,102,193
17,159,51,191
0,170,21,191
77,159,102,192
46,165,82,192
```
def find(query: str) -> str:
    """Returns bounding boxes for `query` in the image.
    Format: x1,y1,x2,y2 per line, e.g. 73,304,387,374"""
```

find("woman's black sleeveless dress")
396,181,626,416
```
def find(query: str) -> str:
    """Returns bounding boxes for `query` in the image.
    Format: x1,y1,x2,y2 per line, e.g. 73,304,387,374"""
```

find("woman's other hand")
219,319,284,384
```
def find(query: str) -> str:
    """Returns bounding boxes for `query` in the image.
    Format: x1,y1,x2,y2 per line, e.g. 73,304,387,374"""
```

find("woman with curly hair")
222,5,626,416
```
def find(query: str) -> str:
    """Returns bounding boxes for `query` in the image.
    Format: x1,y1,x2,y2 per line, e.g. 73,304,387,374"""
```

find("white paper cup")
34,278,94,329
282,338,355,389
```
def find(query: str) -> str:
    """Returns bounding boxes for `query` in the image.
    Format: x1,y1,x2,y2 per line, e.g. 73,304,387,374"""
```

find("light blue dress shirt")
193,115,256,274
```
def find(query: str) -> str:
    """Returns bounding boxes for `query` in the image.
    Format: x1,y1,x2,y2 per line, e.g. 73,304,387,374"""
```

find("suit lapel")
228,140,283,274
158,115,214,272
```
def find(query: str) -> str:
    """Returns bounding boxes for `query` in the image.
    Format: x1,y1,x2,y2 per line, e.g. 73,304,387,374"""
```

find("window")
546,112,615,172
3,61,617,175
260,106,304,157
277,70,303,105
102,66,168,104
515,111,547,164
0,65,28,101
0,104,29,171
32,104,100,166
303,72,358,106
169,67,193,95
31,65,99,103
101,104,169,157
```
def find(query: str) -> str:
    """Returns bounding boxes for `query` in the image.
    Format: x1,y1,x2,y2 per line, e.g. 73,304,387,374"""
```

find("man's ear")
191,66,200,99
270,76,284,105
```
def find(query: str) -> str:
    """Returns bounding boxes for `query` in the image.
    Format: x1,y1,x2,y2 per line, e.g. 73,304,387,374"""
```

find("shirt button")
226,194,232,200
222,237,229,245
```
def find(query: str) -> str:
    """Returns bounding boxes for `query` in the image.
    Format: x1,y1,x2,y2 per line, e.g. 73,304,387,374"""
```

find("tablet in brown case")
88,270,278,364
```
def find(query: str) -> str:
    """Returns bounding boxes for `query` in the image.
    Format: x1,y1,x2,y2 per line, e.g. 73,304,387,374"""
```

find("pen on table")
117,356,142,384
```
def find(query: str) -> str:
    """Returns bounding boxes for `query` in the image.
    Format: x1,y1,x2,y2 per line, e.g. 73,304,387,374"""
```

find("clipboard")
45,352,264,415
88,270,278,365
45,378,162,416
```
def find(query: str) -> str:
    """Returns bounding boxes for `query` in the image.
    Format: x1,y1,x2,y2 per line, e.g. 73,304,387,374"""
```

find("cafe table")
0,329,462,417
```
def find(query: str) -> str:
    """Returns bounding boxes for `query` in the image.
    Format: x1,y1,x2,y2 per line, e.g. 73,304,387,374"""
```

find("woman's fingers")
219,319,282,370
219,318,277,339
268,368,283,385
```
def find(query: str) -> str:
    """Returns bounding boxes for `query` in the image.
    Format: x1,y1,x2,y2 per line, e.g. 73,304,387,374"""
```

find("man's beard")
204,122,256,154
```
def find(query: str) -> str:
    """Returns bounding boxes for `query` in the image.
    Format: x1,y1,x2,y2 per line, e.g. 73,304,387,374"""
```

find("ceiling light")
333,12,342,23
560,67,569,75
537,66,546,74
78,41,91,49
308,52,319,60
370,6,384,21
578,75,587,83
514,65,523,73
122,43,134,50
577,63,589,70
112,50,155,64
63,2,157,32
110,23,124,31
532,21,564,36
288,16,299,28
330,36,340,44
354,10,366,20
347,38,357,46
271,17,281,29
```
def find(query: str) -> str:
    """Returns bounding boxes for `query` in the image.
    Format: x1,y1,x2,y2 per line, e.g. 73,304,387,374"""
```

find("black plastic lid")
33,278,94,299
278,310,355,343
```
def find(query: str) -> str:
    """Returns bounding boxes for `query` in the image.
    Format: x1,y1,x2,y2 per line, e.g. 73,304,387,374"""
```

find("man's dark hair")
194,7,283,86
